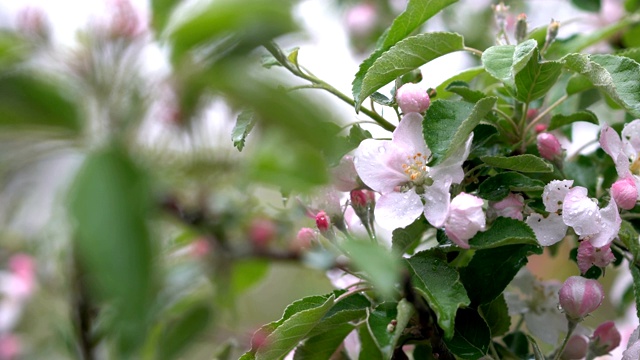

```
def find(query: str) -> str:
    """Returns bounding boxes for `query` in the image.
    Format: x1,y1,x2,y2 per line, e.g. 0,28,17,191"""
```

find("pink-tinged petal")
354,139,408,193
562,187,602,236
623,339,640,360
331,155,359,192
374,190,423,230
430,134,473,185
525,212,568,246
622,119,640,154
612,175,638,210
561,335,589,360
422,178,452,228
588,199,621,248
542,180,574,212
445,193,486,249
392,112,430,156
488,193,524,221
600,124,623,162
576,241,616,274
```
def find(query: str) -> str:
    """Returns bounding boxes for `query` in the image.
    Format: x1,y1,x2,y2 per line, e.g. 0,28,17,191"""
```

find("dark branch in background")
402,271,455,360
72,254,97,360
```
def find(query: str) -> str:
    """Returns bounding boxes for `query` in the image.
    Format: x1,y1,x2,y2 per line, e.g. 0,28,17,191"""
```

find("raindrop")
378,146,386,153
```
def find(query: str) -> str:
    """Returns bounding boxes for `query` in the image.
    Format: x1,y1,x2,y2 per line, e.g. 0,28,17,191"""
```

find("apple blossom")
292,227,316,251
561,334,588,360
562,187,620,248
315,211,331,234
444,192,486,249
590,321,621,355
354,113,472,230
576,241,615,274
558,276,604,321
526,180,573,246
600,121,640,202
488,192,524,221
395,83,431,114
537,132,563,161
331,155,360,192
612,175,637,210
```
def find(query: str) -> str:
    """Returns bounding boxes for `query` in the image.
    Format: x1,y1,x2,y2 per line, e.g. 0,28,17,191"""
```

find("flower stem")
553,319,578,360
524,94,569,134
464,46,484,57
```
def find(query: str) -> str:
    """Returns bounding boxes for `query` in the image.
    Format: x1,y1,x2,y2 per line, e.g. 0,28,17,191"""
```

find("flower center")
401,153,429,185
630,156,640,176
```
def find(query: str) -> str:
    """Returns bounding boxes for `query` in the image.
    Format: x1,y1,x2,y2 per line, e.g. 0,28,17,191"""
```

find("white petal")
354,139,408,193
392,113,430,156
444,193,486,248
542,180,574,212
622,119,640,155
526,213,568,246
562,187,601,236
430,134,473,185
422,179,452,228
600,124,624,164
374,190,423,230
588,200,621,248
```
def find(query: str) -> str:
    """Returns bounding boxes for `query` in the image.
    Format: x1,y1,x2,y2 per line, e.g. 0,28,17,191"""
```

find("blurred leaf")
442,308,490,359
406,250,470,339
159,304,212,360
444,81,487,102
480,295,510,337
213,342,234,360
481,154,552,173
424,97,496,165
0,72,80,133
435,66,485,100
150,0,180,35
169,0,296,63
548,110,598,130
309,292,370,336
242,295,336,360
365,300,414,359
353,0,459,108
342,240,402,299
477,172,545,201
354,32,465,110
504,332,530,359
231,259,269,295
0,30,30,68
566,74,594,95
547,18,634,59
469,218,539,249
620,220,640,261
461,244,542,305
571,0,600,11
392,217,429,254
359,323,384,360
514,47,563,103
527,334,545,360
69,147,155,354
294,323,354,360
231,109,256,151
626,0,640,12
562,53,640,117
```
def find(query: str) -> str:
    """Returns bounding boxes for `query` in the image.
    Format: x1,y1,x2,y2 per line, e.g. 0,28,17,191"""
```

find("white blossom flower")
354,113,472,230
444,192,486,249
600,121,640,205
525,180,573,246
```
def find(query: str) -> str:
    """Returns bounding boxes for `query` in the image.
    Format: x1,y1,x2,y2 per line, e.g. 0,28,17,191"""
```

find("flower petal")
600,124,631,178
422,178,452,228
354,139,408,193
526,212,568,246
374,190,423,230
444,193,486,249
542,180,574,213
622,119,640,155
587,199,621,248
392,112,430,156
430,134,473,185
563,187,601,236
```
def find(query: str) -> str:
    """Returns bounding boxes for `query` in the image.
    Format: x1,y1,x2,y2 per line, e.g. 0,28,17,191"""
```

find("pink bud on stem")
396,83,430,114
558,276,604,322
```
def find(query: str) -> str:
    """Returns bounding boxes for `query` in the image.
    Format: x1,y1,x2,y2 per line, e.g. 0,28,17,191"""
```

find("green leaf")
442,308,490,359
566,74,594,95
481,44,516,86
480,295,510,337
370,92,394,106
527,334,545,360
354,32,465,110
564,155,599,194
434,66,485,100
359,323,384,360
626,0,640,12
252,295,335,360
406,250,470,339
632,264,640,320
0,72,80,133
159,304,212,360
481,154,553,173
231,109,256,151
477,172,545,201
562,53,640,117
231,259,269,295
547,17,634,59
352,0,459,108
504,332,530,359
342,241,402,299
392,217,429,254
309,292,370,336
424,97,496,165
461,244,542,305
514,49,563,103
444,81,487,102
294,323,354,360
151,0,180,34
469,217,539,249
365,300,414,359
69,147,156,354
548,110,598,130
620,220,640,261
169,0,296,62
571,0,601,11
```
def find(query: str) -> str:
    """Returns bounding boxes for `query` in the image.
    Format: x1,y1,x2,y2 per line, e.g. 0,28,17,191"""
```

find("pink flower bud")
396,83,431,114
537,132,563,161
190,238,211,258
315,211,331,233
577,241,615,274
292,227,316,251
591,321,621,355
559,276,604,321
0,334,20,360
444,193,486,249
345,2,377,36
7,254,35,300
350,190,368,209
535,124,547,133
249,218,277,249
488,193,524,221
561,334,588,359
611,176,637,210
